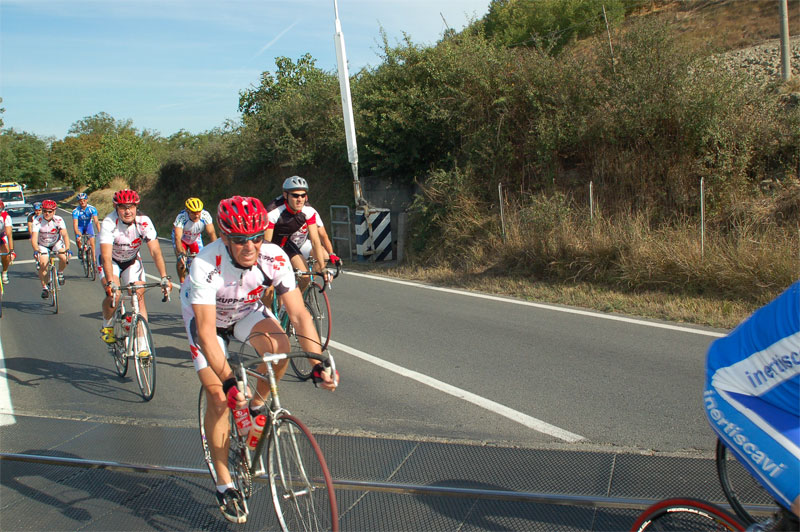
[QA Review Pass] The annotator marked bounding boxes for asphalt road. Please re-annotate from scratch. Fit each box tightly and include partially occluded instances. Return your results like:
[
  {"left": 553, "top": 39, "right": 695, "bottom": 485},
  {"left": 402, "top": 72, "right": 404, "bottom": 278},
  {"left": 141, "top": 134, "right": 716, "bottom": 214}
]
[{"left": 0, "top": 200, "right": 729, "bottom": 456}]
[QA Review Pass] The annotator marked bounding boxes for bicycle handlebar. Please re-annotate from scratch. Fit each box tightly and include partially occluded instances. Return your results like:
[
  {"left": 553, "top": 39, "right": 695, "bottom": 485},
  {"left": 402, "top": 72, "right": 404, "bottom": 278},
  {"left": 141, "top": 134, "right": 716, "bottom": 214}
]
[
  {"left": 238, "top": 348, "right": 338, "bottom": 387},
  {"left": 110, "top": 281, "right": 172, "bottom": 302}
]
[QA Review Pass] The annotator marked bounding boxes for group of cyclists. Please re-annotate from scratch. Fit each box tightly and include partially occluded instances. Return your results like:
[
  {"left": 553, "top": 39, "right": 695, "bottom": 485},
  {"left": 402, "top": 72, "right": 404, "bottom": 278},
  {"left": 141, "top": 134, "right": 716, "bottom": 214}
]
[
  {"left": 1, "top": 174, "right": 796, "bottom": 529},
  {"left": 1, "top": 176, "right": 342, "bottom": 524}
]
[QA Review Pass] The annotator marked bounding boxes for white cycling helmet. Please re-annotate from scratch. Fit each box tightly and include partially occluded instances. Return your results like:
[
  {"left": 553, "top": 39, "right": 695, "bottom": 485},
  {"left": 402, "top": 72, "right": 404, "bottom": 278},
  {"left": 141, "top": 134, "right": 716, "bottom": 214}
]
[{"left": 282, "top": 176, "right": 308, "bottom": 192}]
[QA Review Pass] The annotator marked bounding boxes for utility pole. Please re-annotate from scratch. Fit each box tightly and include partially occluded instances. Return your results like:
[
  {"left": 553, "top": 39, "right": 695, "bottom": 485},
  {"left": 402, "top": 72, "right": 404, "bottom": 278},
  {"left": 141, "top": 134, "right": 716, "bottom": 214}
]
[{"left": 779, "top": 0, "right": 792, "bottom": 82}]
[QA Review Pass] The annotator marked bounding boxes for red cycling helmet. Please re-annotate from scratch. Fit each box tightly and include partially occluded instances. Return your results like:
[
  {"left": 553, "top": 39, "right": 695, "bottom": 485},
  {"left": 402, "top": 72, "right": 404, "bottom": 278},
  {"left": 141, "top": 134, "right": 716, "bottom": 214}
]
[
  {"left": 112, "top": 189, "right": 140, "bottom": 205},
  {"left": 42, "top": 199, "right": 57, "bottom": 210},
  {"left": 217, "top": 196, "right": 268, "bottom": 235}
]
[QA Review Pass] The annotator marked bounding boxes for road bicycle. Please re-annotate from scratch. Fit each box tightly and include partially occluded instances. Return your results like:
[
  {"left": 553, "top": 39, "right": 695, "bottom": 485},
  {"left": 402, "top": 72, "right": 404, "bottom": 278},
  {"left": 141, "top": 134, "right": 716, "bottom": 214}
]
[
  {"left": 78, "top": 234, "right": 96, "bottom": 281},
  {"left": 40, "top": 249, "right": 70, "bottom": 314},
  {"left": 177, "top": 251, "right": 197, "bottom": 282},
  {"left": 107, "top": 281, "right": 170, "bottom": 401},
  {"left": 631, "top": 442, "right": 798, "bottom": 531},
  {"left": 275, "top": 257, "right": 340, "bottom": 380},
  {"left": 198, "top": 338, "right": 339, "bottom": 531}
]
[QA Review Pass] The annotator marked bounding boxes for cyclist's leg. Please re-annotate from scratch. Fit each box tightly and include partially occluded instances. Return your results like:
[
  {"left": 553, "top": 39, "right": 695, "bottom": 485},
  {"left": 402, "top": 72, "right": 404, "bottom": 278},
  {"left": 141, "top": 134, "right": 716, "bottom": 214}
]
[
  {"left": 122, "top": 255, "right": 148, "bottom": 320},
  {"left": 704, "top": 386, "right": 800, "bottom": 515},
  {"left": 290, "top": 253, "right": 310, "bottom": 293},
  {"left": 100, "top": 261, "right": 122, "bottom": 322},
  {"left": 184, "top": 307, "right": 237, "bottom": 487},
  {"left": 233, "top": 307, "right": 290, "bottom": 409},
  {"left": 54, "top": 241, "right": 68, "bottom": 273},
  {"left": 36, "top": 246, "right": 50, "bottom": 288}
]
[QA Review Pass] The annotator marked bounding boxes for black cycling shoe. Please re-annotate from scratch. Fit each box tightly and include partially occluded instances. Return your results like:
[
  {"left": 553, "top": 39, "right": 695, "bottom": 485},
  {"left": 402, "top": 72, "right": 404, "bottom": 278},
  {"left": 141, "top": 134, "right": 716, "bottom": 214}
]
[
  {"left": 216, "top": 488, "right": 247, "bottom": 524},
  {"left": 41, "top": 288, "right": 49, "bottom": 299}
]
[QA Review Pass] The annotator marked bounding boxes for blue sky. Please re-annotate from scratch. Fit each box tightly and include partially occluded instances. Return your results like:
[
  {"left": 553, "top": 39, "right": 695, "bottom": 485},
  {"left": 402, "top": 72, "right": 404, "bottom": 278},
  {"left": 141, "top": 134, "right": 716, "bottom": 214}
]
[{"left": 1, "top": 0, "right": 490, "bottom": 140}]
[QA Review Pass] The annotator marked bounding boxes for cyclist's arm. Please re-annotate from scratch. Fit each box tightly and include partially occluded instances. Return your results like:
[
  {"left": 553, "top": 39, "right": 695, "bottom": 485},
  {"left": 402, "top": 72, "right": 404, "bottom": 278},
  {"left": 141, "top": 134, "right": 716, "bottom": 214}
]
[
  {"left": 146, "top": 238, "right": 171, "bottom": 285},
  {"left": 318, "top": 224, "right": 334, "bottom": 256},
  {"left": 59, "top": 227, "right": 70, "bottom": 253},
  {"left": 306, "top": 224, "right": 329, "bottom": 275},
  {"left": 173, "top": 227, "right": 186, "bottom": 255},
  {"left": 281, "top": 287, "right": 336, "bottom": 390},
  {"left": 193, "top": 303, "right": 235, "bottom": 383},
  {"left": 30, "top": 231, "right": 39, "bottom": 253},
  {"left": 264, "top": 226, "right": 273, "bottom": 243},
  {"left": 72, "top": 218, "right": 80, "bottom": 240},
  {"left": 205, "top": 223, "right": 217, "bottom": 242},
  {"left": 92, "top": 215, "right": 100, "bottom": 234},
  {"left": 100, "top": 242, "right": 114, "bottom": 280}
]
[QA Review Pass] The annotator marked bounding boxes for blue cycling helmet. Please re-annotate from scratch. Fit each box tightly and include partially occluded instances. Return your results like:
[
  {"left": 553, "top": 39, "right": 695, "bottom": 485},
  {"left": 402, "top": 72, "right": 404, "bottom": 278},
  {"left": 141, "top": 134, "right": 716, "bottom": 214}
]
[
  {"left": 33, "top": 202, "right": 42, "bottom": 209},
  {"left": 77, "top": 192, "right": 88, "bottom": 200}
]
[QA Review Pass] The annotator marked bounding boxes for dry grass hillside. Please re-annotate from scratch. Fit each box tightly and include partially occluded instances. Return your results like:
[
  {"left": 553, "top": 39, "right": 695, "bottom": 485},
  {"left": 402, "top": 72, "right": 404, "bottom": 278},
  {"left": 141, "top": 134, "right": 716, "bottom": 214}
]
[{"left": 353, "top": 0, "right": 800, "bottom": 330}]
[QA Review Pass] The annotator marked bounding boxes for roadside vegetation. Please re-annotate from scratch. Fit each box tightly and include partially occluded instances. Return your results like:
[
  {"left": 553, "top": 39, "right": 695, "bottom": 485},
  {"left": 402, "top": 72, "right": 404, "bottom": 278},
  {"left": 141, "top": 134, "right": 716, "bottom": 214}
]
[{"left": 1, "top": 0, "right": 798, "bottom": 329}]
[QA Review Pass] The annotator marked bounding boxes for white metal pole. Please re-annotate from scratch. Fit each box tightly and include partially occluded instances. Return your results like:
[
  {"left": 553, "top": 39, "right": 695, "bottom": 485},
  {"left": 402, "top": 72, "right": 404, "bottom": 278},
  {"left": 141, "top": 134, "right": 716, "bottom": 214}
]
[
  {"left": 498, "top": 182, "right": 506, "bottom": 240},
  {"left": 700, "top": 177, "right": 705, "bottom": 259},
  {"left": 589, "top": 181, "right": 593, "bottom": 222}
]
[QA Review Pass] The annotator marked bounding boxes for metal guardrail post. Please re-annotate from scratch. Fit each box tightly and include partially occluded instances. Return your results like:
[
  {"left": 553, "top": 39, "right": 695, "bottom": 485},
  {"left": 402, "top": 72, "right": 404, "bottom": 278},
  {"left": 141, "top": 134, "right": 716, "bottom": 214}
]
[{"left": 329, "top": 205, "right": 352, "bottom": 262}]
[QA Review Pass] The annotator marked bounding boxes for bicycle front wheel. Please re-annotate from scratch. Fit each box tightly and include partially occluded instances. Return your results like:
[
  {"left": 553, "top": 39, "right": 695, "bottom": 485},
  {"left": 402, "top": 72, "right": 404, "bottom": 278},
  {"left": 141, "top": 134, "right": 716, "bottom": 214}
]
[
  {"left": 88, "top": 253, "right": 96, "bottom": 281},
  {"left": 290, "top": 284, "right": 331, "bottom": 380},
  {"left": 111, "top": 340, "right": 128, "bottom": 377},
  {"left": 630, "top": 498, "right": 745, "bottom": 532},
  {"left": 198, "top": 387, "right": 253, "bottom": 501},
  {"left": 268, "top": 414, "right": 338, "bottom": 532},
  {"left": 716, "top": 438, "right": 773, "bottom": 525},
  {"left": 50, "top": 270, "right": 58, "bottom": 313},
  {"left": 131, "top": 316, "right": 156, "bottom": 401},
  {"left": 82, "top": 248, "right": 90, "bottom": 277}
]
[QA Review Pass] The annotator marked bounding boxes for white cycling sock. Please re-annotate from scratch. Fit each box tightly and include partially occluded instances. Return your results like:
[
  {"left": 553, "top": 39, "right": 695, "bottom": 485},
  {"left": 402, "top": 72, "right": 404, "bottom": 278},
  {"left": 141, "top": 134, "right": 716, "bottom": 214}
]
[{"left": 216, "top": 482, "right": 235, "bottom": 494}]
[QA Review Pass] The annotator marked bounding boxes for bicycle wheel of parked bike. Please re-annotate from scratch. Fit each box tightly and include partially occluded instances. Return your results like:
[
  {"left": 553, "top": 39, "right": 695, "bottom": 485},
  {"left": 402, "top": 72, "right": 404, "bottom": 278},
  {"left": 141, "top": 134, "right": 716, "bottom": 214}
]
[
  {"left": 716, "top": 438, "right": 774, "bottom": 526},
  {"left": 198, "top": 388, "right": 253, "bottom": 505},
  {"left": 131, "top": 316, "right": 156, "bottom": 401},
  {"left": 630, "top": 498, "right": 745, "bottom": 532},
  {"left": 268, "top": 414, "right": 338, "bottom": 532}
]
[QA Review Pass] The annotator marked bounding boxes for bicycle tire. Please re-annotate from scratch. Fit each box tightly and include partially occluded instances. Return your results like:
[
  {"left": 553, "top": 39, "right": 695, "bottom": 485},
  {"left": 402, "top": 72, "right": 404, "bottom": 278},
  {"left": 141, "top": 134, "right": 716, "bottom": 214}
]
[
  {"left": 198, "top": 387, "right": 253, "bottom": 504},
  {"left": 716, "top": 438, "right": 775, "bottom": 526},
  {"left": 131, "top": 316, "right": 156, "bottom": 401},
  {"left": 88, "top": 253, "right": 96, "bottom": 281},
  {"left": 268, "top": 414, "right": 338, "bottom": 532},
  {"left": 50, "top": 267, "right": 58, "bottom": 313},
  {"left": 81, "top": 247, "right": 89, "bottom": 277},
  {"left": 630, "top": 498, "right": 745, "bottom": 532},
  {"left": 111, "top": 340, "right": 128, "bottom": 377}
]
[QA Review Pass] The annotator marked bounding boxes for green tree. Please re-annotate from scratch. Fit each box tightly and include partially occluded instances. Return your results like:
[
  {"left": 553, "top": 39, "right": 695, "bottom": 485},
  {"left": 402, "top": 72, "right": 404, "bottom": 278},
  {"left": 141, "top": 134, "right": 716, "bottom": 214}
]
[
  {"left": 82, "top": 132, "right": 157, "bottom": 190},
  {"left": 0, "top": 129, "right": 52, "bottom": 188}
]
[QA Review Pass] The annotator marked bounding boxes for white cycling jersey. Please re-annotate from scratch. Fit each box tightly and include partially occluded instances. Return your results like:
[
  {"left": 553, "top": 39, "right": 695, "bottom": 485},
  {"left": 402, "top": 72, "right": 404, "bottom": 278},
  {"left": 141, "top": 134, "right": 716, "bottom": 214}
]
[
  {"left": 172, "top": 209, "right": 213, "bottom": 245},
  {"left": 98, "top": 211, "right": 157, "bottom": 262},
  {"left": 32, "top": 214, "right": 67, "bottom": 247},
  {"left": 180, "top": 239, "right": 295, "bottom": 328}
]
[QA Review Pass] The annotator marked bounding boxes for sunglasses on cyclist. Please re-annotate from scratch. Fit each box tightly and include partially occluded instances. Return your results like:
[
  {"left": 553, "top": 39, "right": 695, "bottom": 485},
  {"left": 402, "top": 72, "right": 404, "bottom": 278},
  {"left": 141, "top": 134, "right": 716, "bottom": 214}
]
[
  {"left": 43, "top": 209, "right": 55, "bottom": 214},
  {"left": 227, "top": 233, "right": 265, "bottom": 245},
  {"left": 289, "top": 193, "right": 307, "bottom": 199}
]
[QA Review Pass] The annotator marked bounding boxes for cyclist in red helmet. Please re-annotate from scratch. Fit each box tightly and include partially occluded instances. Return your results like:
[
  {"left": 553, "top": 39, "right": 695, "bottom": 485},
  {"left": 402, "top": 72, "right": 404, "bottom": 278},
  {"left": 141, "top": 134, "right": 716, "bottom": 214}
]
[
  {"left": 98, "top": 189, "right": 172, "bottom": 347},
  {"left": 180, "top": 195, "right": 337, "bottom": 524},
  {"left": 0, "top": 200, "right": 16, "bottom": 284},
  {"left": 30, "top": 199, "right": 70, "bottom": 298}
]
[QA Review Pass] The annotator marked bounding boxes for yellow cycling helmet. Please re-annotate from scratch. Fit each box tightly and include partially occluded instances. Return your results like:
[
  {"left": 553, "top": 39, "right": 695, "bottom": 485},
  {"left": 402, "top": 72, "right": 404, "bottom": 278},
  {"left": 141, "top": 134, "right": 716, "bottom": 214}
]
[{"left": 185, "top": 197, "right": 203, "bottom": 212}]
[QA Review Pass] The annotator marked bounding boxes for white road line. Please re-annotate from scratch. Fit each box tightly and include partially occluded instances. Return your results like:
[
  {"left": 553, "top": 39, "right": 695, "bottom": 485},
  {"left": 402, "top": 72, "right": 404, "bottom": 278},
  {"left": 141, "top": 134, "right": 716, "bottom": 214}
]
[
  {"left": 0, "top": 331, "right": 16, "bottom": 424},
  {"left": 328, "top": 340, "right": 585, "bottom": 443},
  {"left": 345, "top": 271, "right": 726, "bottom": 338}
]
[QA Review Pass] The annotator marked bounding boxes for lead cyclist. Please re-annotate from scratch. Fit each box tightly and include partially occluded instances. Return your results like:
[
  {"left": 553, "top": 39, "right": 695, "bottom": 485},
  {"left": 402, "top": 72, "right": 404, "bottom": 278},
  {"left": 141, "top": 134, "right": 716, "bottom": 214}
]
[
  {"left": 704, "top": 280, "right": 799, "bottom": 530},
  {"left": 180, "top": 195, "right": 337, "bottom": 524}
]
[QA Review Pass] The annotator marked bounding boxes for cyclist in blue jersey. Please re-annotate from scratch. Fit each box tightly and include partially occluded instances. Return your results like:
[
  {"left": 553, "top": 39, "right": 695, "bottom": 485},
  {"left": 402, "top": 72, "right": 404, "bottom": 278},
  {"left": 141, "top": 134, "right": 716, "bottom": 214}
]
[
  {"left": 704, "top": 281, "right": 799, "bottom": 527},
  {"left": 72, "top": 193, "right": 100, "bottom": 264}
]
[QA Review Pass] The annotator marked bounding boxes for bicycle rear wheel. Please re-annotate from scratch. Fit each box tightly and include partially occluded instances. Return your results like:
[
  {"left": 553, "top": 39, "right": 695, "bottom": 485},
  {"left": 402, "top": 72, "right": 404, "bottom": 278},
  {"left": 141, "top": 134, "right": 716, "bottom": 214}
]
[
  {"left": 268, "top": 414, "right": 338, "bottom": 532},
  {"left": 630, "top": 498, "right": 745, "bottom": 531},
  {"left": 131, "top": 316, "right": 156, "bottom": 401},
  {"left": 198, "top": 387, "right": 253, "bottom": 502}
]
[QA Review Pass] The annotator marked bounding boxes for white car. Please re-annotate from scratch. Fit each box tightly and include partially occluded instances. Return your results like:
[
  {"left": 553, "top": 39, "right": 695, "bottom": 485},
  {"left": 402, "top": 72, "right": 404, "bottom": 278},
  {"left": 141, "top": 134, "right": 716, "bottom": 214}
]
[{"left": 5, "top": 203, "right": 34, "bottom": 237}]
